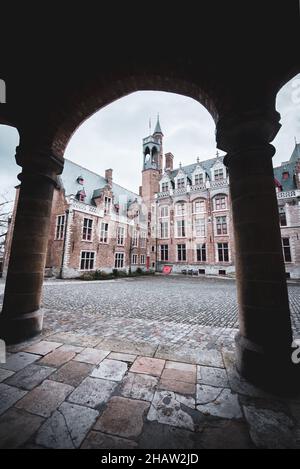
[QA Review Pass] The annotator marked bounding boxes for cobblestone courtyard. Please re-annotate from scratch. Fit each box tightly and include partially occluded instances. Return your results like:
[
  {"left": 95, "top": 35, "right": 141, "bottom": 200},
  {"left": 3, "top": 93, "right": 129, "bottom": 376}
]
[{"left": 0, "top": 276, "right": 300, "bottom": 449}]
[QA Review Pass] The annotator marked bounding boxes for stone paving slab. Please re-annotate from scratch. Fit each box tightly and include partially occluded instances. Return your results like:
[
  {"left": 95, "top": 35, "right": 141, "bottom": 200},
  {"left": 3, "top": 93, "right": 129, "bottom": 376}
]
[
  {"left": 130, "top": 357, "right": 165, "bottom": 377},
  {"left": 47, "top": 332, "right": 101, "bottom": 348},
  {"left": 81, "top": 431, "right": 138, "bottom": 449},
  {"left": 119, "top": 372, "right": 158, "bottom": 402},
  {"left": 15, "top": 380, "right": 74, "bottom": 418},
  {"left": 0, "top": 408, "right": 44, "bottom": 449},
  {"left": 23, "top": 341, "right": 62, "bottom": 356},
  {"left": 0, "top": 369, "right": 14, "bottom": 383},
  {"left": 155, "top": 346, "right": 224, "bottom": 368},
  {"left": 4, "top": 364, "right": 55, "bottom": 390},
  {"left": 158, "top": 378, "right": 196, "bottom": 396},
  {"left": 73, "top": 348, "right": 110, "bottom": 365},
  {"left": 162, "top": 361, "right": 196, "bottom": 384},
  {"left": 196, "top": 387, "right": 242, "bottom": 420},
  {"left": 147, "top": 390, "right": 195, "bottom": 431},
  {"left": 91, "top": 359, "right": 127, "bottom": 382},
  {"left": 68, "top": 377, "right": 117, "bottom": 409},
  {"left": 49, "top": 361, "right": 94, "bottom": 387},
  {"left": 108, "top": 352, "right": 137, "bottom": 363},
  {"left": 39, "top": 349, "right": 76, "bottom": 368},
  {"left": 0, "top": 352, "right": 41, "bottom": 372},
  {"left": 96, "top": 338, "right": 157, "bottom": 357},
  {"left": 197, "top": 366, "right": 230, "bottom": 388},
  {"left": 94, "top": 397, "right": 149, "bottom": 440},
  {"left": 35, "top": 402, "right": 98, "bottom": 449},
  {"left": 0, "top": 383, "right": 27, "bottom": 416}
]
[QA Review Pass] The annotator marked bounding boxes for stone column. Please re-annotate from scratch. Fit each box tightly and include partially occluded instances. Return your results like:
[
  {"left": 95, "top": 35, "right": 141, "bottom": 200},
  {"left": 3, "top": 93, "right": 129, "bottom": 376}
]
[
  {"left": 0, "top": 145, "right": 63, "bottom": 344},
  {"left": 216, "top": 109, "right": 299, "bottom": 393}
]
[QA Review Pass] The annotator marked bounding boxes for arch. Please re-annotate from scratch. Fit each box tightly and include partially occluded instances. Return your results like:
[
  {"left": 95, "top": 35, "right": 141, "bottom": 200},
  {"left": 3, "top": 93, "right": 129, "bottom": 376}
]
[{"left": 47, "top": 68, "right": 219, "bottom": 159}]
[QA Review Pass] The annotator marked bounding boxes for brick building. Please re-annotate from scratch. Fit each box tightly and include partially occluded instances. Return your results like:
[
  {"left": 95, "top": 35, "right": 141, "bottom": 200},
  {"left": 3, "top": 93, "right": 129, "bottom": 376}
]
[
  {"left": 142, "top": 118, "right": 300, "bottom": 279},
  {"left": 4, "top": 160, "right": 149, "bottom": 279},
  {"left": 4, "top": 119, "right": 300, "bottom": 279}
]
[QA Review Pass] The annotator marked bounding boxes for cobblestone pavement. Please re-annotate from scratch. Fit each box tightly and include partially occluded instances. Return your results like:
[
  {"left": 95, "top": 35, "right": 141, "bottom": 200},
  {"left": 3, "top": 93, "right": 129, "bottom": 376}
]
[{"left": 0, "top": 337, "right": 299, "bottom": 449}]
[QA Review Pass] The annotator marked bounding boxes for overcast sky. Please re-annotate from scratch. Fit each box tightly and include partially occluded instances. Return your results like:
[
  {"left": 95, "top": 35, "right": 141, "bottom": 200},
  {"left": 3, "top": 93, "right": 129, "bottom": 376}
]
[{"left": 1, "top": 73, "right": 299, "bottom": 199}]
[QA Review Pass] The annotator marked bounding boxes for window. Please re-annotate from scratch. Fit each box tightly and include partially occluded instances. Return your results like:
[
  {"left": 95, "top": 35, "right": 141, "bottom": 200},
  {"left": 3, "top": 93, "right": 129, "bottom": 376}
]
[
  {"left": 117, "top": 226, "right": 125, "bottom": 245},
  {"left": 176, "top": 203, "right": 186, "bottom": 216},
  {"left": 104, "top": 196, "right": 111, "bottom": 214},
  {"left": 162, "top": 182, "right": 169, "bottom": 192},
  {"left": 160, "top": 206, "right": 169, "bottom": 217},
  {"left": 176, "top": 220, "right": 186, "bottom": 237},
  {"left": 196, "top": 243, "right": 206, "bottom": 262},
  {"left": 140, "top": 231, "right": 147, "bottom": 248},
  {"left": 55, "top": 215, "right": 65, "bottom": 240},
  {"left": 100, "top": 222, "right": 109, "bottom": 243},
  {"left": 194, "top": 173, "right": 204, "bottom": 185},
  {"left": 194, "top": 200, "right": 205, "bottom": 213},
  {"left": 140, "top": 255, "right": 146, "bottom": 265},
  {"left": 194, "top": 218, "right": 206, "bottom": 237},
  {"left": 77, "top": 190, "right": 86, "bottom": 202},
  {"left": 279, "top": 211, "right": 287, "bottom": 227},
  {"left": 214, "top": 169, "right": 224, "bottom": 181},
  {"left": 160, "top": 221, "right": 169, "bottom": 239},
  {"left": 132, "top": 254, "right": 138, "bottom": 265},
  {"left": 115, "top": 252, "right": 125, "bottom": 269},
  {"left": 160, "top": 245, "right": 169, "bottom": 261},
  {"left": 82, "top": 218, "right": 93, "bottom": 241},
  {"left": 132, "top": 230, "right": 138, "bottom": 247},
  {"left": 218, "top": 243, "right": 229, "bottom": 262},
  {"left": 177, "top": 244, "right": 186, "bottom": 262},
  {"left": 151, "top": 246, "right": 155, "bottom": 252},
  {"left": 215, "top": 196, "right": 227, "bottom": 210},
  {"left": 282, "top": 171, "right": 289, "bottom": 180},
  {"left": 282, "top": 238, "right": 292, "bottom": 262},
  {"left": 177, "top": 177, "right": 185, "bottom": 189},
  {"left": 216, "top": 216, "right": 228, "bottom": 235},
  {"left": 80, "top": 251, "right": 95, "bottom": 271}
]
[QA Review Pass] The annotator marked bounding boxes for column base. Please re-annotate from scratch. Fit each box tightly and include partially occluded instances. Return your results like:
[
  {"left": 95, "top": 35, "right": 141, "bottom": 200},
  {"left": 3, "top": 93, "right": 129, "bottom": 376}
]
[
  {"left": 235, "top": 333, "right": 300, "bottom": 397},
  {"left": 0, "top": 310, "right": 44, "bottom": 345}
]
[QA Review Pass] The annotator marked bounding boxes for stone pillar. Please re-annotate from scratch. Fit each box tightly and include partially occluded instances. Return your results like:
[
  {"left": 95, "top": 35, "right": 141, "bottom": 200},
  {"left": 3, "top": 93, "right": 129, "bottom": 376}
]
[
  {"left": 0, "top": 145, "right": 63, "bottom": 344},
  {"left": 217, "top": 109, "right": 299, "bottom": 393}
]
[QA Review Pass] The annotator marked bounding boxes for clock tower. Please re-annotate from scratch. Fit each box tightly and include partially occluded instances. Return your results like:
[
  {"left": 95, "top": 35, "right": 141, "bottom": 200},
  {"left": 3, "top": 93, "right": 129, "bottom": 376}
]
[{"left": 141, "top": 115, "right": 164, "bottom": 203}]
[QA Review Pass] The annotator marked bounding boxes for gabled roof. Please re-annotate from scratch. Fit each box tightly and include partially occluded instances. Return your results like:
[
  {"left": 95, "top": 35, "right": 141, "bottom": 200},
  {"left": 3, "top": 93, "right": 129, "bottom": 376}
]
[
  {"left": 170, "top": 156, "right": 225, "bottom": 180},
  {"left": 273, "top": 143, "right": 300, "bottom": 192},
  {"left": 59, "top": 159, "right": 140, "bottom": 206}
]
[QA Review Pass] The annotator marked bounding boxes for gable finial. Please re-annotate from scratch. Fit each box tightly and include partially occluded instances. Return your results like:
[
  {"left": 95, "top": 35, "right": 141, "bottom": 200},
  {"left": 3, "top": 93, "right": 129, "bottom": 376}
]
[
  {"left": 197, "top": 157, "right": 200, "bottom": 164},
  {"left": 179, "top": 162, "right": 182, "bottom": 169}
]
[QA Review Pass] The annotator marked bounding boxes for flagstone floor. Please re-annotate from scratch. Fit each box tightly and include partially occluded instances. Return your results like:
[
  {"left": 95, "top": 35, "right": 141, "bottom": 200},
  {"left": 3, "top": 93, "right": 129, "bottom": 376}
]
[{"left": 0, "top": 331, "right": 300, "bottom": 449}]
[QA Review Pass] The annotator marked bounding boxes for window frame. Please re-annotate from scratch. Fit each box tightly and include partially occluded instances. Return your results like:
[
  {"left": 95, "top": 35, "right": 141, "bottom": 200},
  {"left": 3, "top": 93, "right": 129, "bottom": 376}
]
[
  {"left": 114, "top": 252, "right": 125, "bottom": 269},
  {"left": 177, "top": 244, "right": 187, "bottom": 262},
  {"left": 80, "top": 250, "right": 96, "bottom": 271},
  {"left": 282, "top": 237, "right": 292, "bottom": 263},
  {"left": 55, "top": 214, "right": 65, "bottom": 240},
  {"left": 217, "top": 243, "right": 229, "bottom": 262},
  {"left": 100, "top": 221, "right": 109, "bottom": 244},
  {"left": 196, "top": 243, "right": 206, "bottom": 262},
  {"left": 82, "top": 218, "right": 93, "bottom": 242}
]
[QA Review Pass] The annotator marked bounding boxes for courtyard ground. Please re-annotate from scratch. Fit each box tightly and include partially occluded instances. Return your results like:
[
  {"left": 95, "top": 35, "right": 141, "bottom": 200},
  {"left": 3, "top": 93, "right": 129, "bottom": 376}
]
[{"left": 0, "top": 275, "right": 299, "bottom": 449}]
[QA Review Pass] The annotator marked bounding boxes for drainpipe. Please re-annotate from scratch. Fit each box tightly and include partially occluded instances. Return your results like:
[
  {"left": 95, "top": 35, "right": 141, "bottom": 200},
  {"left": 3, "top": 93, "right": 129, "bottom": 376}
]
[{"left": 59, "top": 209, "right": 69, "bottom": 279}]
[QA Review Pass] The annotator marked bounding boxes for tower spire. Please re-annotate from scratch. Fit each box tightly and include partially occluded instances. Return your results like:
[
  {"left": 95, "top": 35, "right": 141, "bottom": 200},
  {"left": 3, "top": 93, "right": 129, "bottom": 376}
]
[{"left": 153, "top": 114, "right": 163, "bottom": 135}]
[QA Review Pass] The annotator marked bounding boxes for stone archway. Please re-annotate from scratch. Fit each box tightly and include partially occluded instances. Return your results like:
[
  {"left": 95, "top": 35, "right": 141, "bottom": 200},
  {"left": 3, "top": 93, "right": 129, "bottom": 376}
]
[{"left": 1, "top": 49, "right": 300, "bottom": 393}]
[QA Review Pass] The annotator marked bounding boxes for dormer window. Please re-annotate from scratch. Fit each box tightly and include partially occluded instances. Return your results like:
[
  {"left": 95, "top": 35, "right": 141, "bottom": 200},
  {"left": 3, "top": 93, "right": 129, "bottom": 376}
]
[
  {"left": 76, "top": 190, "right": 86, "bottom": 202},
  {"left": 214, "top": 169, "right": 224, "bottom": 181},
  {"left": 177, "top": 178, "right": 185, "bottom": 189},
  {"left": 104, "top": 196, "right": 111, "bottom": 214},
  {"left": 282, "top": 171, "right": 289, "bottom": 180},
  {"left": 162, "top": 182, "right": 169, "bottom": 192},
  {"left": 194, "top": 173, "right": 204, "bottom": 185},
  {"left": 77, "top": 176, "right": 84, "bottom": 185}
]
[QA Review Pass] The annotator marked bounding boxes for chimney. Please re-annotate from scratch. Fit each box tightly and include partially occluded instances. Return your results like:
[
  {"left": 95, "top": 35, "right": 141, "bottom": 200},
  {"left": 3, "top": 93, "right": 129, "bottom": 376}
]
[
  {"left": 105, "top": 168, "right": 113, "bottom": 186},
  {"left": 165, "top": 152, "right": 174, "bottom": 171}
]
